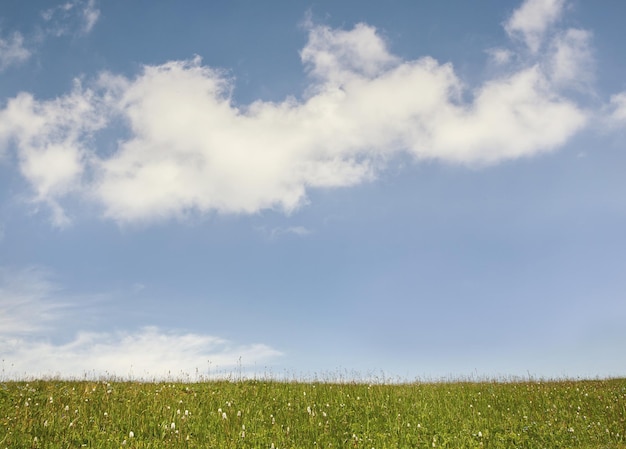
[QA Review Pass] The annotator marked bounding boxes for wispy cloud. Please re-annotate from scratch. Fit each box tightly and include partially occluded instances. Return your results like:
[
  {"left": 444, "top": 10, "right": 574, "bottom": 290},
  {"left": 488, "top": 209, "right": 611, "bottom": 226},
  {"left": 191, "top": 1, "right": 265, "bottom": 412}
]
[
  {"left": 0, "top": 2, "right": 98, "bottom": 75},
  {"left": 81, "top": 0, "right": 100, "bottom": 34},
  {"left": 257, "top": 226, "right": 313, "bottom": 239},
  {"left": 607, "top": 92, "right": 626, "bottom": 126},
  {"left": 504, "top": 0, "right": 565, "bottom": 53},
  {"left": 275, "top": 226, "right": 312, "bottom": 237},
  {"left": 0, "top": 31, "right": 30, "bottom": 71},
  {"left": 0, "top": 0, "right": 615, "bottom": 226},
  {"left": 0, "top": 267, "right": 282, "bottom": 380},
  {"left": 546, "top": 28, "right": 594, "bottom": 91},
  {"left": 41, "top": 0, "right": 100, "bottom": 36}
]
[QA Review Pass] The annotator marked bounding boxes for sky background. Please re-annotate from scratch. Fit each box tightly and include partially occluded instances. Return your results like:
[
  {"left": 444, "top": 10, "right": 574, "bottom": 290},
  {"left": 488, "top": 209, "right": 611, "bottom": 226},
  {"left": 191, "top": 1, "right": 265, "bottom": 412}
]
[{"left": 1, "top": 0, "right": 625, "bottom": 381}]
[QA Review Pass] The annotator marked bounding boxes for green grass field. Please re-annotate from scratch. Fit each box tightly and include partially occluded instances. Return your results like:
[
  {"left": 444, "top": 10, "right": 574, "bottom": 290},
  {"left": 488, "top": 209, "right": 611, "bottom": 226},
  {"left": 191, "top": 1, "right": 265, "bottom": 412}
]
[{"left": 1, "top": 377, "right": 625, "bottom": 448}]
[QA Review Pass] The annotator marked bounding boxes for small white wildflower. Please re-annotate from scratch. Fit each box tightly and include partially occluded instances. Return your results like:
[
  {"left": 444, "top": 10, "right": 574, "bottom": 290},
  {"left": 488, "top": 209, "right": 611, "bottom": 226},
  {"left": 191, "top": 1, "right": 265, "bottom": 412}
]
[
  {"left": 185, "top": 409, "right": 189, "bottom": 416},
  {"left": 222, "top": 412, "right": 227, "bottom": 420},
  {"left": 171, "top": 422, "right": 175, "bottom": 430},
  {"left": 478, "top": 431, "right": 482, "bottom": 437},
  {"left": 129, "top": 431, "right": 134, "bottom": 438},
  {"left": 237, "top": 410, "right": 242, "bottom": 417},
  {"left": 121, "top": 440, "right": 127, "bottom": 446}
]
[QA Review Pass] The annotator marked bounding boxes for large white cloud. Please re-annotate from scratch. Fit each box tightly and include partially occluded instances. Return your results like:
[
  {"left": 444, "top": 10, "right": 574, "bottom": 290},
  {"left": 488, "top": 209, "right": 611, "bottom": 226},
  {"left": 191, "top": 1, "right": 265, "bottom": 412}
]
[
  {"left": 1, "top": 0, "right": 593, "bottom": 224},
  {"left": 0, "top": 267, "right": 282, "bottom": 380}
]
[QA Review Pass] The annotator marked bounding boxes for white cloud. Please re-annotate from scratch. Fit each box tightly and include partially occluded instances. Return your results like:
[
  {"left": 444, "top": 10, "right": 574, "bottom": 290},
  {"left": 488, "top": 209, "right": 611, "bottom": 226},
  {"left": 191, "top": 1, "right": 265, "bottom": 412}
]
[
  {"left": 0, "top": 31, "right": 30, "bottom": 71},
  {"left": 424, "top": 66, "right": 586, "bottom": 163},
  {"left": 0, "top": 266, "right": 282, "bottom": 380},
  {"left": 1, "top": 327, "right": 281, "bottom": 380},
  {"left": 0, "top": 3, "right": 592, "bottom": 224},
  {"left": 505, "top": 0, "right": 566, "bottom": 52}
]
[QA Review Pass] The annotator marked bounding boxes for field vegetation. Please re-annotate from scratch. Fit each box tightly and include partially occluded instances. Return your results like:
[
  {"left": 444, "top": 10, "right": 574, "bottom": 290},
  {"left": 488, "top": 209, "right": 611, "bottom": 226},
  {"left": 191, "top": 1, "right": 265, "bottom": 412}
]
[{"left": 1, "top": 377, "right": 625, "bottom": 448}]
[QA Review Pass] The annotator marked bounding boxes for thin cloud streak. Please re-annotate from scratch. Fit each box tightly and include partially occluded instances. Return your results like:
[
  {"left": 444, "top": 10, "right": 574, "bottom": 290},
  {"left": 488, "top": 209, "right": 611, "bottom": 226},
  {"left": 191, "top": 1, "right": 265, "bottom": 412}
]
[{"left": 0, "top": 266, "right": 67, "bottom": 335}]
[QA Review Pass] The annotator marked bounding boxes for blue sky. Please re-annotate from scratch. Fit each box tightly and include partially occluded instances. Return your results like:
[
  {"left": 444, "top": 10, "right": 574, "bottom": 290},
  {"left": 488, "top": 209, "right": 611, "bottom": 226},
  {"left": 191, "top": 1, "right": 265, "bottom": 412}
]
[{"left": 1, "top": 0, "right": 625, "bottom": 381}]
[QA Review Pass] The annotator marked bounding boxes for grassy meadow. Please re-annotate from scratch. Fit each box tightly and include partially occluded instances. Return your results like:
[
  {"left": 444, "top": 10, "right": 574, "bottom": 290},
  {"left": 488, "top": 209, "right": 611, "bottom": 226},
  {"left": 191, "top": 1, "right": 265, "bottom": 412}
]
[{"left": 1, "top": 377, "right": 625, "bottom": 448}]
